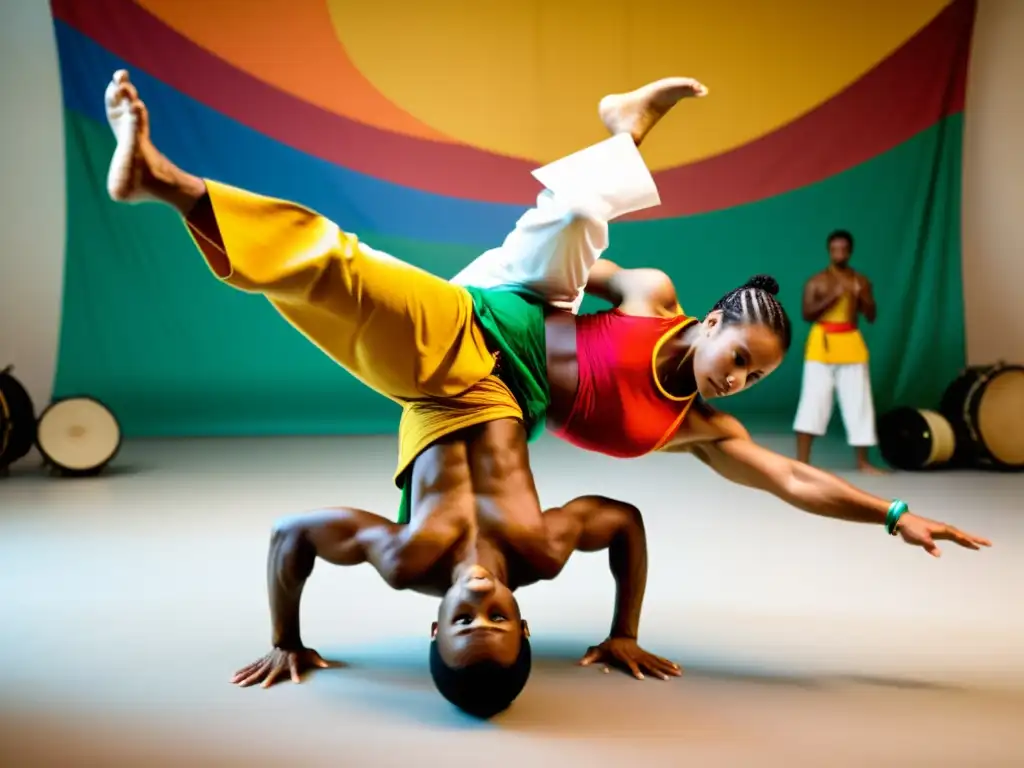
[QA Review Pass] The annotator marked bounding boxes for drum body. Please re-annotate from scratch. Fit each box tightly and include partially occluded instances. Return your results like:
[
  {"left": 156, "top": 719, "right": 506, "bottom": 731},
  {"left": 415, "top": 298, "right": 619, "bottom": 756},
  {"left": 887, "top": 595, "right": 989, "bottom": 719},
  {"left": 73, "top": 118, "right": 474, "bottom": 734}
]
[
  {"left": 877, "top": 407, "right": 956, "bottom": 471},
  {"left": 0, "top": 366, "right": 37, "bottom": 472},
  {"left": 940, "top": 364, "right": 1024, "bottom": 470},
  {"left": 36, "top": 396, "right": 122, "bottom": 477}
]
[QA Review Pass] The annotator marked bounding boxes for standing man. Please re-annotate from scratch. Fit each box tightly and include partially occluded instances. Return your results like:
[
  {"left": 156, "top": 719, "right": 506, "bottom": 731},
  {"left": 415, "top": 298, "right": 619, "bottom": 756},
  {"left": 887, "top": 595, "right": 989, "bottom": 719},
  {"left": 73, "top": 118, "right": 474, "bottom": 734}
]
[{"left": 794, "top": 230, "right": 884, "bottom": 473}]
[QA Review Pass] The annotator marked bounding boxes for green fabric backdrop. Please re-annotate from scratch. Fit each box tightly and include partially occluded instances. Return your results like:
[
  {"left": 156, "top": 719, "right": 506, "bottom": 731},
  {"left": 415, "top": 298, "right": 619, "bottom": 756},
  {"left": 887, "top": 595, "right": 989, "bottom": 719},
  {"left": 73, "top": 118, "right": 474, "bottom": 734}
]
[{"left": 55, "top": 109, "right": 964, "bottom": 437}]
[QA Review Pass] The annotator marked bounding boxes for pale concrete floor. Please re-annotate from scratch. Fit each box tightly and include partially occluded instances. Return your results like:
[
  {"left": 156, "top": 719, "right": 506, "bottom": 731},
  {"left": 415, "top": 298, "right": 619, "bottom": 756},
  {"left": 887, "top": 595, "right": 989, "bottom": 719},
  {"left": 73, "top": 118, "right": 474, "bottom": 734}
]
[{"left": 1, "top": 433, "right": 1023, "bottom": 767}]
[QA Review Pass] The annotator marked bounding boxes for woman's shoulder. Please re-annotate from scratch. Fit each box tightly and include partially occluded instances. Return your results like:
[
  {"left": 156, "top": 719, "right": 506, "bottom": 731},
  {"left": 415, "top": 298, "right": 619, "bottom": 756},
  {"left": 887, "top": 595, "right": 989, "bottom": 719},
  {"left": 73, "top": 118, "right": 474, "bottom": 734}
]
[{"left": 663, "top": 399, "right": 749, "bottom": 451}]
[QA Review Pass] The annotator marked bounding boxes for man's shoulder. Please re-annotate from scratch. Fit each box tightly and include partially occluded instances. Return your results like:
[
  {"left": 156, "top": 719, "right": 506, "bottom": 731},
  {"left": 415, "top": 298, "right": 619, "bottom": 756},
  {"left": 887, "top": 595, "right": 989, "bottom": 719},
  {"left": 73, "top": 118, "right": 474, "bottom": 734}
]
[
  {"left": 805, "top": 269, "right": 831, "bottom": 284},
  {"left": 850, "top": 269, "right": 871, "bottom": 285}
]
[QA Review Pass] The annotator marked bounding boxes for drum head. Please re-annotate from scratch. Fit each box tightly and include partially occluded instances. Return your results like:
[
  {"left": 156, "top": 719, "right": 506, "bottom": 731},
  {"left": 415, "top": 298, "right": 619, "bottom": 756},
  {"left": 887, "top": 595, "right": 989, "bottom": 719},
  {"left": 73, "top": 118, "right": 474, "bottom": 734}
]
[
  {"left": 976, "top": 367, "right": 1024, "bottom": 467},
  {"left": 878, "top": 407, "right": 953, "bottom": 471},
  {"left": 919, "top": 410, "right": 956, "bottom": 466},
  {"left": 0, "top": 368, "right": 37, "bottom": 469},
  {"left": 37, "top": 397, "right": 121, "bottom": 475}
]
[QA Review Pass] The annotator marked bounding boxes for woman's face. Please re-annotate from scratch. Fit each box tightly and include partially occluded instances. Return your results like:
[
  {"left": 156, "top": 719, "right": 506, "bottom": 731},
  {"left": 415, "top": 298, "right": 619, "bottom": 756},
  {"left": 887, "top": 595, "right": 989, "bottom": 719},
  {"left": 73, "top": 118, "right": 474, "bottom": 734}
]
[{"left": 690, "top": 313, "right": 786, "bottom": 400}]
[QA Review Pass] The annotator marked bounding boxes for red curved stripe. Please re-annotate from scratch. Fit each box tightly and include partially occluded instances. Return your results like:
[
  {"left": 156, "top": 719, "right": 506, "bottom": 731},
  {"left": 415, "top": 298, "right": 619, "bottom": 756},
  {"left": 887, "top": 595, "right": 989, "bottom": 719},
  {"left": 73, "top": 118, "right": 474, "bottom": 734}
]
[
  {"left": 636, "top": 0, "right": 974, "bottom": 219},
  {"left": 51, "top": 0, "right": 541, "bottom": 204},
  {"left": 51, "top": 0, "right": 973, "bottom": 214},
  {"left": 134, "top": 0, "right": 454, "bottom": 144}
]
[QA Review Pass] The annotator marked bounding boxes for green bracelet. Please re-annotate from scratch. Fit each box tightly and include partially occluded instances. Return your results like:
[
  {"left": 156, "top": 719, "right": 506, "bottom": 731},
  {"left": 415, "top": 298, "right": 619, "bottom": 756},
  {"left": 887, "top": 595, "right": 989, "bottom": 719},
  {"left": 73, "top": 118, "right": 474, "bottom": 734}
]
[{"left": 886, "top": 500, "right": 908, "bottom": 536}]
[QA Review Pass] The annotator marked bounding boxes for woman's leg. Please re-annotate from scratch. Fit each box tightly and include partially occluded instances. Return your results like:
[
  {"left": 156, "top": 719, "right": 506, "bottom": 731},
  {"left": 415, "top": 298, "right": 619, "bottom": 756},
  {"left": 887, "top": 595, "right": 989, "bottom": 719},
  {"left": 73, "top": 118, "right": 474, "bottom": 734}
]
[{"left": 450, "top": 77, "right": 706, "bottom": 314}]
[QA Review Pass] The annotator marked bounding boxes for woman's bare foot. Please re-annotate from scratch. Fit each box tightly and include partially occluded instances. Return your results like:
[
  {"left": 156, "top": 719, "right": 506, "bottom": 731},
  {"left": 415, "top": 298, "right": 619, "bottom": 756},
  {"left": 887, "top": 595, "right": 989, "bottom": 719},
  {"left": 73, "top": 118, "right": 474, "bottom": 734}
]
[
  {"left": 599, "top": 77, "right": 708, "bottom": 147},
  {"left": 104, "top": 70, "right": 204, "bottom": 212}
]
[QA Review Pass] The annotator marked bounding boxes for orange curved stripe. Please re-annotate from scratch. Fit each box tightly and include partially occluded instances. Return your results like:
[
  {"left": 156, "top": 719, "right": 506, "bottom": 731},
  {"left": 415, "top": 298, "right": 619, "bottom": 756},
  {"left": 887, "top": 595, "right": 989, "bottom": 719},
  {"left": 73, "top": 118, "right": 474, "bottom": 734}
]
[
  {"left": 134, "top": 0, "right": 453, "bottom": 143},
  {"left": 328, "top": 0, "right": 951, "bottom": 168},
  {"left": 54, "top": 0, "right": 972, "bottom": 212}
]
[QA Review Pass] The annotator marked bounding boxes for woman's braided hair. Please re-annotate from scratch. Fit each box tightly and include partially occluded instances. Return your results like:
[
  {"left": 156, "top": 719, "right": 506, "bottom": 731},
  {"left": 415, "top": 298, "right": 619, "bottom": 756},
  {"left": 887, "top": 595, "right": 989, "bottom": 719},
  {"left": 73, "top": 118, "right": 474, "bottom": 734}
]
[{"left": 709, "top": 274, "right": 792, "bottom": 351}]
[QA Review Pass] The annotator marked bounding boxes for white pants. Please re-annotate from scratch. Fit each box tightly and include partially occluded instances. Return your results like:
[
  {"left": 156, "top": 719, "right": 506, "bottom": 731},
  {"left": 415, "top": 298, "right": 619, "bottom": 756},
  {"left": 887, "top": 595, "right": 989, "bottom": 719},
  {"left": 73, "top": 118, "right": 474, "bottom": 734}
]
[
  {"left": 793, "top": 361, "right": 878, "bottom": 447},
  {"left": 450, "top": 133, "right": 660, "bottom": 313}
]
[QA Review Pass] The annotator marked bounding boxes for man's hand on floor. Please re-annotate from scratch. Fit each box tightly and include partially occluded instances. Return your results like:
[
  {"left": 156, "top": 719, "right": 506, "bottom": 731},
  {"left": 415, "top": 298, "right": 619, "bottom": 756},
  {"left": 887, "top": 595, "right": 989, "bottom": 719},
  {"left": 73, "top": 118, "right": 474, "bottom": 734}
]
[
  {"left": 579, "top": 637, "right": 683, "bottom": 681},
  {"left": 231, "top": 646, "right": 336, "bottom": 688}
]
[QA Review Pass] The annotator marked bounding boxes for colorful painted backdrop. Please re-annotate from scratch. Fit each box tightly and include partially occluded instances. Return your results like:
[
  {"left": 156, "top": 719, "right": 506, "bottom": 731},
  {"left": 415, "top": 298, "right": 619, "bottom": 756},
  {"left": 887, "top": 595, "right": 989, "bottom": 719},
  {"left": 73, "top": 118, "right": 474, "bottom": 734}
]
[{"left": 51, "top": 0, "right": 973, "bottom": 436}]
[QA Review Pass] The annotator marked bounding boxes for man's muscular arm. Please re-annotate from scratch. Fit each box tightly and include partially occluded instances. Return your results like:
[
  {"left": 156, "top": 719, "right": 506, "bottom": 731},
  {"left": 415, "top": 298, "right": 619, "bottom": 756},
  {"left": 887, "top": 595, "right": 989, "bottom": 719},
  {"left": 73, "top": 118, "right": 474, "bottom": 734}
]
[
  {"left": 267, "top": 508, "right": 427, "bottom": 650},
  {"left": 233, "top": 508, "right": 446, "bottom": 688},
  {"left": 538, "top": 497, "right": 681, "bottom": 679},
  {"left": 856, "top": 275, "right": 877, "bottom": 323},
  {"left": 541, "top": 496, "right": 648, "bottom": 639},
  {"left": 802, "top": 275, "right": 843, "bottom": 322}
]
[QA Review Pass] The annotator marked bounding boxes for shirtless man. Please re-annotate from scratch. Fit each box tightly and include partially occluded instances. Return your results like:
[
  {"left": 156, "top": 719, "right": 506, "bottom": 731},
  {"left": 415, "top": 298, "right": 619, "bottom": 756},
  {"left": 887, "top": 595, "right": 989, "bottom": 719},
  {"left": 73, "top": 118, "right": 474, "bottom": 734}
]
[
  {"left": 794, "top": 229, "right": 884, "bottom": 472},
  {"left": 230, "top": 425, "right": 670, "bottom": 718}
]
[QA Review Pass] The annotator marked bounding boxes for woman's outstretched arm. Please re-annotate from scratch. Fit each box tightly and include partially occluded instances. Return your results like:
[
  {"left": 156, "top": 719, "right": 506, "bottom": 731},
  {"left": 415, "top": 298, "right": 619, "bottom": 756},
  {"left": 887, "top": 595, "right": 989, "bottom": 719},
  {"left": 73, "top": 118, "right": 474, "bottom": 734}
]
[{"left": 663, "top": 410, "right": 991, "bottom": 557}]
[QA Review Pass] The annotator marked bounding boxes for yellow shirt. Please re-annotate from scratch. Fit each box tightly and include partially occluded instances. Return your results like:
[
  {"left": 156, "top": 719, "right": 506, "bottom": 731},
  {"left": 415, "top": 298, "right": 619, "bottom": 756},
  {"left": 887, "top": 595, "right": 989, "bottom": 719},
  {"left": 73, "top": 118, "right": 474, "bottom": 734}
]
[{"left": 804, "top": 294, "right": 869, "bottom": 365}]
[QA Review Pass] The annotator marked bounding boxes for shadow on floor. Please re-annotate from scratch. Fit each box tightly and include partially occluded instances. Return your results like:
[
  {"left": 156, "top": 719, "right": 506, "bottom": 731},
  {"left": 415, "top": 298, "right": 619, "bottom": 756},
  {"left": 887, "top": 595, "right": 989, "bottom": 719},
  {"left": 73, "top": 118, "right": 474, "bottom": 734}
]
[
  {"left": 1, "top": 461, "right": 147, "bottom": 481},
  {"left": 308, "top": 636, "right": 962, "bottom": 732},
  {"left": 0, "top": 712, "right": 279, "bottom": 768}
]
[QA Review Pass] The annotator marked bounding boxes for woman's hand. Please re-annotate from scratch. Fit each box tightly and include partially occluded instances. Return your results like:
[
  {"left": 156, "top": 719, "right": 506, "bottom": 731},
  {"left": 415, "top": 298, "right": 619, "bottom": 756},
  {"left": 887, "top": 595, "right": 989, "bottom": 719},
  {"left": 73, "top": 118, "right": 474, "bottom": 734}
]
[{"left": 896, "top": 513, "right": 992, "bottom": 557}]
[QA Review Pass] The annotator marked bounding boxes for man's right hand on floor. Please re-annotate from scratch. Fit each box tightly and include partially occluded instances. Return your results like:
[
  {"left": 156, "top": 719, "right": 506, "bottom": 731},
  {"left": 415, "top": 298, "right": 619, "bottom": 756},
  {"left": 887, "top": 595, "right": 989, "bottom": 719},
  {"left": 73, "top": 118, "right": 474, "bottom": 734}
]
[{"left": 231, "top": 646, "right": 332, "bottom": 688}]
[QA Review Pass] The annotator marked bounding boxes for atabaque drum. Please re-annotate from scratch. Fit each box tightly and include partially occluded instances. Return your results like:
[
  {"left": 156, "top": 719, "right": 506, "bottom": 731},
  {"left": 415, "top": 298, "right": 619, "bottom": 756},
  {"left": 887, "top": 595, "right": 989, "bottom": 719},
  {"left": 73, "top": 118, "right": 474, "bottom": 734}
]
[
  {"left": 0, "top": 365, "right": 37, "bottom": 474},
  {"left": 940, "top": 363, "right": 1024, "bottom": 470},
  {"left": 877, "top": 407, "right": 957, "bottom": 471},
  {"left": 36, "top": 396, "right": 122, "bottom": 477}
]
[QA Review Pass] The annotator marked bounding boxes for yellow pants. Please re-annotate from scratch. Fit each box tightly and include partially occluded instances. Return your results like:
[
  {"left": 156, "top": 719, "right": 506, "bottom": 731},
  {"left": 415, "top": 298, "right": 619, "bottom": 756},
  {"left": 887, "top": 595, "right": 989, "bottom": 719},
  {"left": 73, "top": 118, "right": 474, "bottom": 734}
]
[{"left": 187, "top": 180, "right": 524, "bottom": 481}]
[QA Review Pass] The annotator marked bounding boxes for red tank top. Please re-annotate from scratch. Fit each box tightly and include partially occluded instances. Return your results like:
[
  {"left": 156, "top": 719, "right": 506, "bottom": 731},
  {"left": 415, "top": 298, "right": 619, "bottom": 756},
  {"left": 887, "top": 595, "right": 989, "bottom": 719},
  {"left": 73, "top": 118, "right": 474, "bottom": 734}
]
[{"left": 553, "top": 309, "right": 698, "bottom": 458}]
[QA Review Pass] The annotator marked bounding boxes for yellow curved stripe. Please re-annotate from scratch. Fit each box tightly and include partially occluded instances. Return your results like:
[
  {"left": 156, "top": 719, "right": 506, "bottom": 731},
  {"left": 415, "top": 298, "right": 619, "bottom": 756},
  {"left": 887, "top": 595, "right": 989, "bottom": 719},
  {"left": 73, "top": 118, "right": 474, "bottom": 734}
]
[
  {"left": 329, "top": 0, "right": 951, "bottom": 169},
  {"left": 134, "top": 0, "right": 452, "bottom": 142}
]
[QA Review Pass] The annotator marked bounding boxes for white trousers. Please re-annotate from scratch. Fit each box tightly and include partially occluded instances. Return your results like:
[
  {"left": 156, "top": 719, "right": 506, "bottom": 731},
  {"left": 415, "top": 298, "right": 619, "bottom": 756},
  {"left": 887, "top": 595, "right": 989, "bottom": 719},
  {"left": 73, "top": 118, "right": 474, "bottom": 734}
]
[
  {"left": 450, "top": 133, "right": 661, "bottom": 313},
  {"left": 793, "top": 361, "right": 878, "bottom": 446}
]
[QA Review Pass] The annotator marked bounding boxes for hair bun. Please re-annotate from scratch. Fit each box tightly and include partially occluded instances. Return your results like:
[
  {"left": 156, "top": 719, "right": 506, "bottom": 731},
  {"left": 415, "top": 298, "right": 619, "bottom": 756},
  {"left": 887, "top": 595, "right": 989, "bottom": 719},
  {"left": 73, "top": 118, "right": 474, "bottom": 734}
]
[{"left": 743, "top": 274, "right": 780, "bottom": 296}]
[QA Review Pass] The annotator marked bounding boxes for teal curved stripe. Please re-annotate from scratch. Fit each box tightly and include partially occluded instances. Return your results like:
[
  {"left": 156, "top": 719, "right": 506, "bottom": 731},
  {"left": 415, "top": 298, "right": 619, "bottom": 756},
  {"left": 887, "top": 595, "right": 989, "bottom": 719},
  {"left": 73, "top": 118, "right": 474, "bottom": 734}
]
[{"left": 54, "top": 109, "right": 963, "bottom": 437}]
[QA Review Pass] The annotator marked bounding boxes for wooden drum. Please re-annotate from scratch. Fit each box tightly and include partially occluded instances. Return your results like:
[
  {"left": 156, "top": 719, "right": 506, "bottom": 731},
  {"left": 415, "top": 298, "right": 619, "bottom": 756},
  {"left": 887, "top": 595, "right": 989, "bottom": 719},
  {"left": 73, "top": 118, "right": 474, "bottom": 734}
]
[
  {"left": 36, "top": 396, "right": 122, "bottom": 477},
  {"left": 877, "top": 407, "right": 957, "bottom": 471},
  {"left": 940, "top": 363, "right": 1024, "bottom": 471},
  {"left": 0, "top": 365, "right": 37, "bottom": 475}
]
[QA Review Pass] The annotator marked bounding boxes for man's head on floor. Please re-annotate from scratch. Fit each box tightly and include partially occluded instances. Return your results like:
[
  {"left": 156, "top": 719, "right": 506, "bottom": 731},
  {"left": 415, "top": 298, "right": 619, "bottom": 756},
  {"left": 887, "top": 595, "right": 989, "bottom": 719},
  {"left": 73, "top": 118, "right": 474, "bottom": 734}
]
[{"left": 429, "top": 564, "right": 532, "bottom": 718}]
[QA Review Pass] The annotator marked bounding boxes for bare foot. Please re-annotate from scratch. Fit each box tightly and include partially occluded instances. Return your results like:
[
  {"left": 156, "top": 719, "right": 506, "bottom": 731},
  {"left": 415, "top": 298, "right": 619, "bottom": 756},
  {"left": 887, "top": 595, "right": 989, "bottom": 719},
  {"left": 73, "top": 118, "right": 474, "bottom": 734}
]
[
  {"left": 599, "top": 77, "right": 708, "bottom": 146},
  {"left": 105, "top": 70, "right": 160, "bottom": 203},
  {"left": 104, "top": 70, "right": 205, "bottom": 213},
  {"left": 858, "top": 463, "right": 889, "bottom": 475}
]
